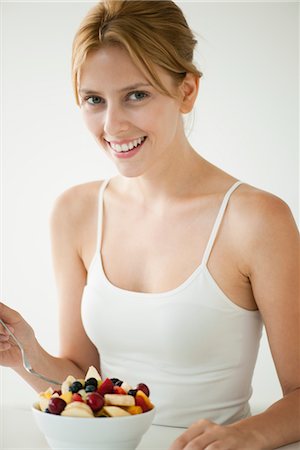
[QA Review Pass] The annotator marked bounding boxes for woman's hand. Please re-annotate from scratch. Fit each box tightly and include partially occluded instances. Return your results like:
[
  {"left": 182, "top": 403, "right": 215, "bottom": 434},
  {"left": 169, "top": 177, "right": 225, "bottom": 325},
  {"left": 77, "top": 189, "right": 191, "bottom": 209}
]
[
  {"left": 169, "top": 419, "right": 264, "bottom": 450},
  {"left": 0, "top": 302, "right": 35, "bottom": 368}
]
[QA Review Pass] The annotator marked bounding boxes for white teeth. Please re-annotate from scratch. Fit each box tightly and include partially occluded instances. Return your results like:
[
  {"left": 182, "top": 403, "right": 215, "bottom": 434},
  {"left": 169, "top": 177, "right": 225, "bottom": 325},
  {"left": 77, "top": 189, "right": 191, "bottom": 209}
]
[{"left": 110, "top": 136, "right": 145, "bottom": 152}]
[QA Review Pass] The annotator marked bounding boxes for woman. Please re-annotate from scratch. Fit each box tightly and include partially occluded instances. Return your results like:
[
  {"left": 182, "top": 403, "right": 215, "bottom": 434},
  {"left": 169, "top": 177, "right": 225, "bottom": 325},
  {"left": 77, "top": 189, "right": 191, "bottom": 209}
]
[{"left": 1, "top": 1, "right": 299, "bottom": 449}]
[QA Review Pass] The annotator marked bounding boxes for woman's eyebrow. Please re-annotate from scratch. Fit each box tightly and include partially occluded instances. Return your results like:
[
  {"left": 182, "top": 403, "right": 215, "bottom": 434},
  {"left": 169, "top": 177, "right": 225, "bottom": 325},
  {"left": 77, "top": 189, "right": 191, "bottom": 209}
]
[
  {"left": 119, "top": 83, "right": 152, "bottom": 92},
  {"left": 79, "top": 83, "right": 152, "bottom": 96}
]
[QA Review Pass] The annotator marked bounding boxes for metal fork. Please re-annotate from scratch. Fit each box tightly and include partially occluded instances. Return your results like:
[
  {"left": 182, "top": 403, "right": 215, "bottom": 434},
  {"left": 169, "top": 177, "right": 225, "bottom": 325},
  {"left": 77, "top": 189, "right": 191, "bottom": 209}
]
[{"left": 0, "top": 318, "right": 61, "bottom": 385}]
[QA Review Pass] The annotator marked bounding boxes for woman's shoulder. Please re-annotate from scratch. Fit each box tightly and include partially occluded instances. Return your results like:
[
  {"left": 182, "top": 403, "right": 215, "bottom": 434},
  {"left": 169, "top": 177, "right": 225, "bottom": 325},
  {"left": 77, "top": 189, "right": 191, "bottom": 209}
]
[
  {"left": 231, "top": 183, "right": 295, "bottom": 224},
  {"left": 228, "top": 182, "right": 298, "bottom": 247},
  {"left": 54, "top": 180, "right": 103, "bottom": 205},
  {"left": 203, "top": 163, "right": 294, "bottom": 226},
  {"left": 50, "top": 180, "right": 105, "bottom": 227}
]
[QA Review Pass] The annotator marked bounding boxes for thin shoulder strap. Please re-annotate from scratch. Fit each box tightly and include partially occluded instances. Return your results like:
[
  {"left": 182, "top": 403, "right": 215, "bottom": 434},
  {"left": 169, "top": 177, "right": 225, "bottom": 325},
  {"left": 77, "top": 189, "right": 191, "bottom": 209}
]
[
  {"left": 95, "top": 179, "right": 110, "bottom": 252},
  {"left": 202, "top": 181, "right": 243, "bottom": 266}
]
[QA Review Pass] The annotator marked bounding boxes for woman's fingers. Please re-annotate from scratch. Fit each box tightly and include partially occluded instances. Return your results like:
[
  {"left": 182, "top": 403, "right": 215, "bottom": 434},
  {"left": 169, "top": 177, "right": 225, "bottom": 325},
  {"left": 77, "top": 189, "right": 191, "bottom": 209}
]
[
  {"left": 0, "top": 342, "right": 11, "bottom": 351},
  {"left": 0, "top": 331, "right": 13, "bottom": 350},
  {"left": 0, "top": 301, "right": 20, "bottom": 324},
  {"left": 0, "top": 303, "right": 35, "bottom": 346},
  {"left": 0, "top": 328, "right": 15, "bottom": 350},
  {"left": 169, "top": 419, "right": 262, "bottom": 450},
  {"left": 0, "top": 334, "right": 10, "bottom": 341},
  {"left": 169, "top": 419, "right": 214, "bottom": 450},
  {"left": 0, "top": 302, "right": 21, "bottom": 337},
  {"left": 0, "top": 324, "right": 15, "bottom": 336}
]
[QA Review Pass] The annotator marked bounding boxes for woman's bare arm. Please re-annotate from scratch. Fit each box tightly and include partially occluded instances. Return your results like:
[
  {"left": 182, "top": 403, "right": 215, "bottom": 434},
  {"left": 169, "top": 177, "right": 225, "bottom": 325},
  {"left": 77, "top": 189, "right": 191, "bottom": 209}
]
[
  {"left": 0, "top": 184, "right": 100, "bottom": 393},
  {"left": 229, "top": 191, "right": 300, "bottom": 448},
  {"left": 49, "top": 185, "right": 101, "bottom": 379},
  {"left": 170, "top": 190, "right": 300, "bottom": 450}
]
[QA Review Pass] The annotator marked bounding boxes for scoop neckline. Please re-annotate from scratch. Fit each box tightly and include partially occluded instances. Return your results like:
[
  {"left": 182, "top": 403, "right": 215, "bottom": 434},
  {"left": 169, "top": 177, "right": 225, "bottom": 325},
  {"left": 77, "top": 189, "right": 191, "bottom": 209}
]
[
  {"left": 97, "top": 251, "right": 206, "bottom": 299},
  {"left": 93, "top": 252, "right": 259, "bottom": 314},
  {"left": 92, "top": 177, "right": 254, "bottom": 311}
]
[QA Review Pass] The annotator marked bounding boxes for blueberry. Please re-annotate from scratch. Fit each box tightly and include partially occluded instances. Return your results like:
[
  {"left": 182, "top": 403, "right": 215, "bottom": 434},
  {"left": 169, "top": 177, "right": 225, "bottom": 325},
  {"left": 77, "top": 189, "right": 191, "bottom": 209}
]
[
  {"left": 110, "top": 378, "right": 121, "bottom": 385},
  {"left": 45, "top": 408, "right": 50, "bottom": 413},
  {"left": 69, "top": 381, "right": 83, "bottom": 393},
  {"left": 115, "top": 380, "right": 123, "bottom": 387},
  {"left": 128, "top": 389, "right": 138, "bottom": 397},
  {"left": 85, "top": 377, "right": 98, "bottom": 388},
  {"left": 85, "top": 384, "right": 96, "bottom": 392}
]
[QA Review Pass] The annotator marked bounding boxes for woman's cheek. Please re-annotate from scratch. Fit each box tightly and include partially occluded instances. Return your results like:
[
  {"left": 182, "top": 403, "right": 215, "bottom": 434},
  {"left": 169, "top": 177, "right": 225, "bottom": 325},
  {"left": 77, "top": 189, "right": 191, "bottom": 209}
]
[{"left": 81, "top": 110, "right": 103, "bottom": 137}]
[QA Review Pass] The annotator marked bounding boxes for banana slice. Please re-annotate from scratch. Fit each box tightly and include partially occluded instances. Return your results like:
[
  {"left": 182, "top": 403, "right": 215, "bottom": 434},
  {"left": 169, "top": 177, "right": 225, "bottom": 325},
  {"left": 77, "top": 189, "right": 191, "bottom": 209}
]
[
  {"left": 121, "top": 381, "right": 132, "bottom": 393},
  {"left": 61, "top": 375, "right": 76, "bottom": 394},
  {"left": 38, "top": 387, "right": 55, "bottom": 411},
  {"left": 61, "top": 401, "right": 94, "bottom": 418},
  {"left": 104, "top": 394, "right": 135, "bottom": 407},
  {"left": 78, "top": 389, "right": 88, "bottom": 401},
  {"left": 38, "top": 395, "right": 50, "bottom": 412},
  {"left": 102, "top": 406, "right": 131, "bottom": 417},
  {"left": 84, "top": 366, "right": 101, "bottom": 381}
]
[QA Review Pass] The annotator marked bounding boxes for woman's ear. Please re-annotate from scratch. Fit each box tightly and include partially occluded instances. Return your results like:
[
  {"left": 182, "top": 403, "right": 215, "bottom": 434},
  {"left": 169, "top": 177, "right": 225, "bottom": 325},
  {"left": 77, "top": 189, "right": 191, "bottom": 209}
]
[{"left": 179, "top": 73, "right": 199, "bottom": 114}]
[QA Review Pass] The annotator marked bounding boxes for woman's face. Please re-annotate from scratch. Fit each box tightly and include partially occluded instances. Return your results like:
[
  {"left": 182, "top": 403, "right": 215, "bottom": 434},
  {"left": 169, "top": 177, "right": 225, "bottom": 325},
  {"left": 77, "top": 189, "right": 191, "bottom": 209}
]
[{"left": 79, "top": 45, "right": 185, "bottom": 178}]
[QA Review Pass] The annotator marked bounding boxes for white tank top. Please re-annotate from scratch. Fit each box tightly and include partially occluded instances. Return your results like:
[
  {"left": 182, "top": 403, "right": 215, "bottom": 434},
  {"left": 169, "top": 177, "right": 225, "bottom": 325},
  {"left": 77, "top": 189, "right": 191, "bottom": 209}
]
[{"left": 81, "top": 179, "right": 263, "bottom": 427}]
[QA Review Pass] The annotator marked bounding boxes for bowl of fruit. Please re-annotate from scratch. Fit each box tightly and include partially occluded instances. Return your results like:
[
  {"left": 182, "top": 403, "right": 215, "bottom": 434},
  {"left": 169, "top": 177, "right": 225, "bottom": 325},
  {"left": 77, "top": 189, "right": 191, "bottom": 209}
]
[{"left": 32, "top": 366, "right": 155, "bottom": 450}]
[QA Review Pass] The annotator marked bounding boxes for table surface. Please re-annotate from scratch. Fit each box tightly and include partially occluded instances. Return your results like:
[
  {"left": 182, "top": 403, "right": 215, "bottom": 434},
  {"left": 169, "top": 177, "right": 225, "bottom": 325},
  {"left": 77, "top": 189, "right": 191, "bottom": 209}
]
[{"left": 1, "top": 403, "right": 300, "bottom": 450}]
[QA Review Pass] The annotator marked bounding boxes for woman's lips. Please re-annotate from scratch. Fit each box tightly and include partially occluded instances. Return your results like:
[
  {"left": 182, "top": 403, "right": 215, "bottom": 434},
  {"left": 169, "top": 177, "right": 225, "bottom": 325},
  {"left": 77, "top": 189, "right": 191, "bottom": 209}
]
[{"left": 109, "top": 137, "right": 147, "bottom": 159}]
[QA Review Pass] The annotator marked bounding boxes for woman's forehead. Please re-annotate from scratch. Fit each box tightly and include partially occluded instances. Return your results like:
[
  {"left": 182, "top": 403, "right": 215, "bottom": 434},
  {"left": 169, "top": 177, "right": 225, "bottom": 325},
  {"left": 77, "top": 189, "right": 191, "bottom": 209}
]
[
  {"left": 80, "top": 46, "right": 148, "bottom": 87},
  {"left": 79, "top": 46, "right": 174, "bottom": 94}
]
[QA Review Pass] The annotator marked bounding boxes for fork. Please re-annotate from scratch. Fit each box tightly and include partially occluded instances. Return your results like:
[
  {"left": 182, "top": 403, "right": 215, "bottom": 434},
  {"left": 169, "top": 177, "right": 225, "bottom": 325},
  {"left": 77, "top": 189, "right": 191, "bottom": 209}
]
[{"left": 0, "top": 318, "right": 62, "bottom": 386}]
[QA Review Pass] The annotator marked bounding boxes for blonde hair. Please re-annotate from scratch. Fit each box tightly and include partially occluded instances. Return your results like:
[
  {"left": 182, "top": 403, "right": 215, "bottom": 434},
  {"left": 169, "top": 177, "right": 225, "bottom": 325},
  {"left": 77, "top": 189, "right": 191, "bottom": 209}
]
[{"left": 72, "top": 0, "right": 203, "bottom": 105}]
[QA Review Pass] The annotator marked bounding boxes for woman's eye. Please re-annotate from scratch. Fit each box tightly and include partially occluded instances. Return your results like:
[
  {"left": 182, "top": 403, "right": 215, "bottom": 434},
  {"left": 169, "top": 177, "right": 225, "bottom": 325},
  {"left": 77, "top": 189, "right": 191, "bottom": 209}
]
[
  {"left": 127, "top": 91, "right": 149, "bottom": 102},
  {"left": 86, "top": 96, "right": 103, "bottom": 105}
]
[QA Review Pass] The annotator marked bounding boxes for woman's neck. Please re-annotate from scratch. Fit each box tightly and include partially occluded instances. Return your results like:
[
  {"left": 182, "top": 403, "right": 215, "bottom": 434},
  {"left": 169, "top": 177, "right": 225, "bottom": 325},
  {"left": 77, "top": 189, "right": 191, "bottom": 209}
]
[{"left": 116, "top": 144, "right": 209, "bottom": 210}]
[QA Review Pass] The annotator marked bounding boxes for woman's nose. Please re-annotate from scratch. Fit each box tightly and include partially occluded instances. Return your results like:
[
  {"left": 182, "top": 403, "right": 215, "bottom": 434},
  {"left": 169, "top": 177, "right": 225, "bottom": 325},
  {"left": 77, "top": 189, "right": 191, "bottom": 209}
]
[{"left": 103, "top": 104, "right": 129, "bottom": 136}]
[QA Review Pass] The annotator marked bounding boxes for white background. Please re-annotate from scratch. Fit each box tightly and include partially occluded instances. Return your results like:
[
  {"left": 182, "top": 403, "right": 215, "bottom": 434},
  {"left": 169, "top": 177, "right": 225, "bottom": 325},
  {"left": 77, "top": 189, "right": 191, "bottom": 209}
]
[{"left": 1, "top": 1, "right": 299, "bottom": 414}]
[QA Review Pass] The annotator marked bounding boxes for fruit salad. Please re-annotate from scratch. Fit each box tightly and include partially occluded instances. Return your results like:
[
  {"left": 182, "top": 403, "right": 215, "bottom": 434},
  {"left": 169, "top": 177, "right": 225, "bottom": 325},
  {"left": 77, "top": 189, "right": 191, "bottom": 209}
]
[{"left": 37, "top": 366, "right": 154, "bottom": 418}]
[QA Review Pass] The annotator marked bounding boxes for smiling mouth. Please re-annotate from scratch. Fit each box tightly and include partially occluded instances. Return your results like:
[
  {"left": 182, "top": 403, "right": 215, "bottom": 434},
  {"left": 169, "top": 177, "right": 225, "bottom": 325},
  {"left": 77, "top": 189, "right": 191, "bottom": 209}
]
[{"left": 108, "top": 136, "right": 147, "bottom": 153}]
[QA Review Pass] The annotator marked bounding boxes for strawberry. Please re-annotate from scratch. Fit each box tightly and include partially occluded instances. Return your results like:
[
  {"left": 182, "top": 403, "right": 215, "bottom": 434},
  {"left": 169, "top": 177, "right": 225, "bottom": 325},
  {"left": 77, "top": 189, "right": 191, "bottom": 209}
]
[
  {"left": 113, "top": 386, "right": 127, "bottom": 395},
  {"left": 72, "top": 393, "right": 84, "bottom": 403},
  {"left": 98, "top": 378, "right": 114, "bottom": 396}
]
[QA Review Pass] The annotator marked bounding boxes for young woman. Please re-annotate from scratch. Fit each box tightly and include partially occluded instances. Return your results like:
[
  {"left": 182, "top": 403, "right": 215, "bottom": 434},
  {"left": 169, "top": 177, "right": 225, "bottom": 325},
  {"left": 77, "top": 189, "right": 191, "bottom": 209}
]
[{"left": 1, "top": 1, "right": 299, "bottom": 449}]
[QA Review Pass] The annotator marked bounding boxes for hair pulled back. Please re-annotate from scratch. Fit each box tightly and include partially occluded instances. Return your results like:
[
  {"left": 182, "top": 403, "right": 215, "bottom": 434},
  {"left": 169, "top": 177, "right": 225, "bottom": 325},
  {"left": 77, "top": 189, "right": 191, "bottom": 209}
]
[{"left": 72, "top": 0, "right": 202, "bottom": 104}]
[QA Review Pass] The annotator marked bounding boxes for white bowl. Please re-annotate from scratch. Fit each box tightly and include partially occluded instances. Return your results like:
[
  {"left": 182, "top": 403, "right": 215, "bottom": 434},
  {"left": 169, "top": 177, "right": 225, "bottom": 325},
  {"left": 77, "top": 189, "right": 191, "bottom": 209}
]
[{"left": 32, "top": 403, "right": 155, "bottom": 450}]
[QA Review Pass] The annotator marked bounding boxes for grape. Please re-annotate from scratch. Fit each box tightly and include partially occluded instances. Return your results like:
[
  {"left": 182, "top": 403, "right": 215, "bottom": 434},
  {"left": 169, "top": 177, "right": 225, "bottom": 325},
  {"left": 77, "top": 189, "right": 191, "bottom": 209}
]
[
  {"left": 136, "top": 383, "right": 150, "bottom": 397},
  {"left": 86, "top": 392, "right": 104, "bottom": 412},
  {"left": 69, "top": 381, "right": 83, "bottom": 393},
  {"left": 110, "top": 378, "right": 121, "bottom": 385},
  {"left": 128, "top": 389, "right": 138, "bottom": 397},
  {"left": 85, "top": 377, "right": 98, "bottom": 388},
  {"left": 48, "top": 397, "right": 67, "bottom": 415},
  {"left": 85, "top": 384, "right": 96, "bottom": 393}
]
